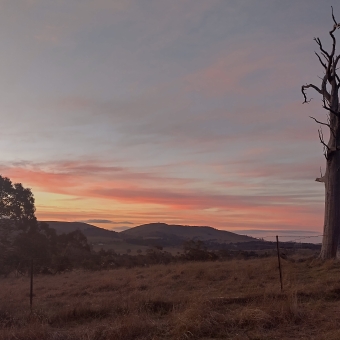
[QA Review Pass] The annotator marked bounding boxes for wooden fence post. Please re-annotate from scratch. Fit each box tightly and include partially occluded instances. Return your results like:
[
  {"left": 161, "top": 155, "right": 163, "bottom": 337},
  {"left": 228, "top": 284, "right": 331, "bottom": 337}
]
[
  {"left": 30, "top": 258, "right": 34, "bottom": 311},
  {"left": 276, "top": 236, "right": 283, "bottom": 292}
]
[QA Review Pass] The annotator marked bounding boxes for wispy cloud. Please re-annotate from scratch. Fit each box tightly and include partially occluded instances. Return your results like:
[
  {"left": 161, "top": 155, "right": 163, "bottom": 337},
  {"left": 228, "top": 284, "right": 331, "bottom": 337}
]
[{"left": 184, "top": 38, "right": 306, "bottom": 98}]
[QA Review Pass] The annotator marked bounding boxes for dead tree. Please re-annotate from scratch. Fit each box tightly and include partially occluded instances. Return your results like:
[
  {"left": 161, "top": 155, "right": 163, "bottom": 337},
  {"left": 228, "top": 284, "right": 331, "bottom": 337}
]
[{"left": 302, "top": 8, "right": 340, "bottom": 259}]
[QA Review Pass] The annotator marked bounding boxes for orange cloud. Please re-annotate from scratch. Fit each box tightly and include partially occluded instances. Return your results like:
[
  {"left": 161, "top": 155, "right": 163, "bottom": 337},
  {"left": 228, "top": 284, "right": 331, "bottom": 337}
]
[{"left": 0, "top": 160, "right": 324, "bottom": 233}]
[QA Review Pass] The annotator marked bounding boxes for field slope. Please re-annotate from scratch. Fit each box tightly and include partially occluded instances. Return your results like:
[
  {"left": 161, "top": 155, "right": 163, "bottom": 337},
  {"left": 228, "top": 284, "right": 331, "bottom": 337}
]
[{"left": 1, "top": 257, "right": 340, "bottom": 339}]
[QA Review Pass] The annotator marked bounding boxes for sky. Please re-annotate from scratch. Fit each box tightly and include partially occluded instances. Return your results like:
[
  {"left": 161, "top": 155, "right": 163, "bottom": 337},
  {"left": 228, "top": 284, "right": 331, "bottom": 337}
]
[{"left": 0, "top": 0, "right": 339, "bottom": 237}]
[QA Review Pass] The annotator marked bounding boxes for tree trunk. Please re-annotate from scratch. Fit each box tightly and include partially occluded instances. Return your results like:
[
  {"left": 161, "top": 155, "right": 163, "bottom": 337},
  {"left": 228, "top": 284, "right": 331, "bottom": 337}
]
[
  {"left": 301, "top": 14, "right": 340, "bottom": 258},
  {"left": 321, "top": 151, "right": 340, "bottom": 258},
  {"left": 320, "top": 94, "right": 340, "bottom": 259}
]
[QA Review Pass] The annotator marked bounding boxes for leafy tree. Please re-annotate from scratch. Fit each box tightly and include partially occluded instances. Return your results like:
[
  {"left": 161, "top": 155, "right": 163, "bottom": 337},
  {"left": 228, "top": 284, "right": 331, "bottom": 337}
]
[
  {"left": 0, "top": 176, "right": 38, "bottom": 274},
  {"left": 0, "top": 175, "right": 37, "bottom": 231}
]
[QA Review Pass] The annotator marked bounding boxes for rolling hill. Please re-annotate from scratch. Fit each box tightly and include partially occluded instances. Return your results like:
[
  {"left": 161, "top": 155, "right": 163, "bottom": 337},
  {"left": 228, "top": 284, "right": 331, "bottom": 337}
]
[
  {"left": 120, "top": 223, "right": 254, "bottom": 243},
  {"left": 43, "top": 221, "right": 98, "bottom": 234},
  {"left": 43, "top": 221, "right": 255, "bottom": 253},
  {"left": 43, "top": 221, "right": 119, "bottom": 239},
  {"left": 44, "top": 221, "right": 253, "bottom": 244}
]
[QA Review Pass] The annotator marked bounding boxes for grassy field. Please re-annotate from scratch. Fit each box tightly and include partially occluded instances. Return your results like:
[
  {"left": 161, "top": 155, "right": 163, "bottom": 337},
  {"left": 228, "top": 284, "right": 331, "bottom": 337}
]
[{"left": 2, "top": 256, "right": 340, "bottom": 339}]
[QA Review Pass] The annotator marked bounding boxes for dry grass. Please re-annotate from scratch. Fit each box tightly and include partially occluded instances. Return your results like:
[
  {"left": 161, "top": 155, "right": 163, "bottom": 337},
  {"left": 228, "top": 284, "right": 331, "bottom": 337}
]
[{"left": 2, "top": 257, "right": 340, "bottom": 339}]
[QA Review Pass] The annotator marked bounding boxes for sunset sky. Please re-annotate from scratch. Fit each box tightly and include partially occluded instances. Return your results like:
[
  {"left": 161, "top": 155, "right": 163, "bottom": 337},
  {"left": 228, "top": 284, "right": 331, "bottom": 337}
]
[{"left": 1, "top": 0, "right": 339, "bottom": 236}]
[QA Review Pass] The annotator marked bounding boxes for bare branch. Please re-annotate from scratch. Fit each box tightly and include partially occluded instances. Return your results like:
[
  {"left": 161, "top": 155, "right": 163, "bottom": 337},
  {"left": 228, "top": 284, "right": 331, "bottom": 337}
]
[
  {"left": 310, "top": 116, "right": 336, "bottom": 137},
  {"left": 318, "top": 126, "right": 338, "bottom": 161},
  {"left": 332, "top": 6, "right": 338, "bottom": 26},
  {"left": 309, "top": 116, "right": 330, "bottom": 127},
  {"left": 303, "top": 83, "right": 322, "bottom": 94},
  {"left": 314, "top": 37, "right": 330, "bottom": 59},
  {"left": 301, "top": 83, "right": 324, "bottom": 103},
  {"left": 336, "top": 73, "right": 340, "bottom": 88},
  {"left": 327, "top": 25, "right": 338, "bottom": 82},
  {"left": 301, "top": 86, "right": 311, "bottom": 103},
  {"left": 322, "top": 97, "right": 340, "bottom": 117},
  {"left": 318, "top": 127, "right": 330, "bottom": 151},
  {"left": 315, "top": 52, "right": 327, "bottom": 69},
  {"left": 321, "top": 51, "right": 330, "bottom": 61},
  {"left": 329, "top": 27, "right": 337, "bottom": 57},
  {"left": 334, "top": 54, "right": 340, "bottom": 70},
  {"left": 321, "top": 73, "right": 332, "bottom": 102}
]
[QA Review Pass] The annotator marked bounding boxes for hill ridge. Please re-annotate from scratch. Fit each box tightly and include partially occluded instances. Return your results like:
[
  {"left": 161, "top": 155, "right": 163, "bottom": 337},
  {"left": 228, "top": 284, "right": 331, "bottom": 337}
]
[{"left": 120, "top": 222, "right": 254, "bottom": 243}]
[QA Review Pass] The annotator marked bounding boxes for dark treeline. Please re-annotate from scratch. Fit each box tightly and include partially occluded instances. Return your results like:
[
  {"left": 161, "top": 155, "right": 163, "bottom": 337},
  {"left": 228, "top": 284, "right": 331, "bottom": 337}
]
[
  {"left": 1, "top": 225, "right": 274, "bottom": 276},
  {"left": 1, "top": 221, "right": 320, "bottom": 276},
  {"left": 124, "top": 235, "right": 321, "bottom": 252},
  {"left": 204, "top": 240, "right": 321, "bottom": 251}
]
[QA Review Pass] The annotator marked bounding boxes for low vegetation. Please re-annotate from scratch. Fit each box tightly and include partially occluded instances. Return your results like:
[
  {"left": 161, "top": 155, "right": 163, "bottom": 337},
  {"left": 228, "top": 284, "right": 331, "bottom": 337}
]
[{"left": 2, "top": 256, "right": 340, "bottom": 339}]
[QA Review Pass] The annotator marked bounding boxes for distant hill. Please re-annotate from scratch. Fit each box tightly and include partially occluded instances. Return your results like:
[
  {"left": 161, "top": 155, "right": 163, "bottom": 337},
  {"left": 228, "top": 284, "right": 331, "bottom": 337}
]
[
  {"left": 44, "top": 221, "right": 255, "bottom": 252},
  {"left": 120, "top": 223, "right": 254, "bottom": 243},
  {"left": 43, "top": 221, "right": 321, "bottom": 254},
  {"left": 43, "top": 221, "right": 95, "bottom": 234},
  {"left": 43, "top": 221, "right": 119, "bottom": 239}
]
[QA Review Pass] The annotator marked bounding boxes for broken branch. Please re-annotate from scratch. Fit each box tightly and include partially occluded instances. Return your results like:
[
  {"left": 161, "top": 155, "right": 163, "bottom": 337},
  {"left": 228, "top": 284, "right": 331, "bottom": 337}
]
[{"left": 316, "top": 176, "right": 326, "bottom": 183}]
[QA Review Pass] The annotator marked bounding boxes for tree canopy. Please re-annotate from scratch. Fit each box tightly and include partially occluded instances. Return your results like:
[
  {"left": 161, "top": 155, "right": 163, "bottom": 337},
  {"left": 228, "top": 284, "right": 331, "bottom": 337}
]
[
  {"left": 0, "top": 175, "right": 93, "bottom": 275},
  {"left": 0, "top": 175, "right": 37, "bottom": 230}
]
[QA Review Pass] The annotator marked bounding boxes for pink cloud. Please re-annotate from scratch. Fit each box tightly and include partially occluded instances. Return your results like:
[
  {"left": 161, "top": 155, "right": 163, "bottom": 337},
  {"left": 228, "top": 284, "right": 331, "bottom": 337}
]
[
  {"left": 0, "top": 159, "right": 324, "bottom": 232},
  {"left": 184, "top": 39, "right": 305, "bottom": 97}
]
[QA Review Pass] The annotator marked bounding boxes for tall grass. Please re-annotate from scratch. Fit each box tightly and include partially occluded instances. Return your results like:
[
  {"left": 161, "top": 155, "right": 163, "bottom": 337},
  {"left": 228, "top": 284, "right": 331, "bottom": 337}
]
[{"left": 1, "top": 257, "right": 340, "bottom": 339}]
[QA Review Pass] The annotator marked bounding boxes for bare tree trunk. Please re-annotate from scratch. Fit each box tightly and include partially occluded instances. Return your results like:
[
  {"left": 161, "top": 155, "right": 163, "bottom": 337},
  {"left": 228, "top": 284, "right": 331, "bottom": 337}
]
[
  {"left": 321, "top": 152, "right": 340, "bottom": 258},
  {"left": 302, "top": 8, "right": 340, "bottom": 259}
]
